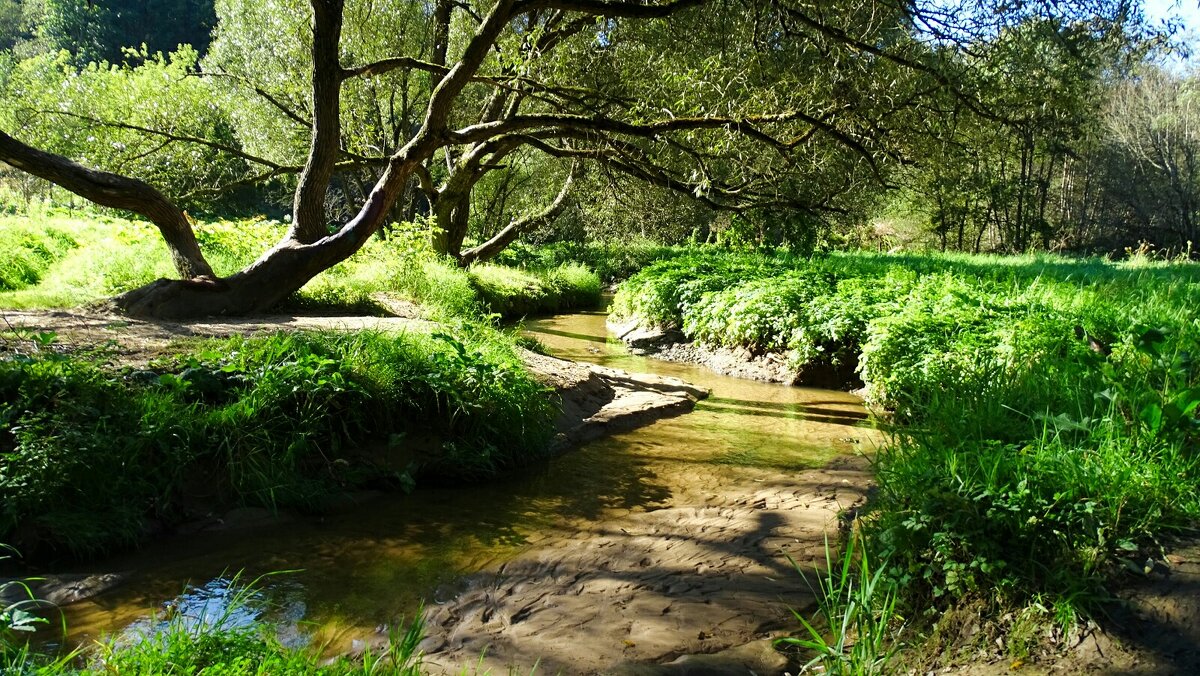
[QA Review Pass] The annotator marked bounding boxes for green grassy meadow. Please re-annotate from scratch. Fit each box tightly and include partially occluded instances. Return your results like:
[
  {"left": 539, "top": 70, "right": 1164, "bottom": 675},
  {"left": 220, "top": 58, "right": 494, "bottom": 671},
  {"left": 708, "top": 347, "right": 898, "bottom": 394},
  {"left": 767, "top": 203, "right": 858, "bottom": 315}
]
[{"left": 0, "top": 212, "right": 603, "bottom": 319}]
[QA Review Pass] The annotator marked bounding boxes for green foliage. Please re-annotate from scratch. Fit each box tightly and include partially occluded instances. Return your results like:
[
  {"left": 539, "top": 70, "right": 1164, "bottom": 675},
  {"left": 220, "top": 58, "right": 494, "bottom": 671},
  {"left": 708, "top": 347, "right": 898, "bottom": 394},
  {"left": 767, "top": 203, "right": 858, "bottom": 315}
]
[
  {"left": 0, "top": 221, "right": 76, "bottom": 291},
  {"left": 1, "top": 545, "right": 49, "bottom": 653},
  {"left": 778, "top": 534, "right": 902, "bottom": 675},
  {"left": 492, "top": 239, "right": 692, "bottom": 283},
  {"left": 40, "top": 0, "right": 217, "bottom": 66},
  {"left": 0, "top": 213, "right": 283, "bottom": 308},
  {"left": 0, "top": 47, "right": 246, "bottom": 207},
  {"left": 612, "top": 250, "right": 783, "bottom": 329},
  {"left": 0, "top": 328, "right": 555, "bottom": 557},
  {"left": 614, "top": 249, "right": 1200, "bottom": 615},
  {"left": 2, "top": 571, "right": 425, "bottom": 675},
  {"left": 469, "top": 263, "right": 601, "bottom": 318},
  {"left": 0, "top": 214, "right": 603, "bottom": 319}
]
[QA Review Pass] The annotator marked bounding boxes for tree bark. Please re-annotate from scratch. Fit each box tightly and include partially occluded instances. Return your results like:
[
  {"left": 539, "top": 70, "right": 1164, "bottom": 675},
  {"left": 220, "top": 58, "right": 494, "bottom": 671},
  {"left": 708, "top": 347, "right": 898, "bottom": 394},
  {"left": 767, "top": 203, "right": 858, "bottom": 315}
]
[
  {"left": 0, "top": 130, "right": 214, "bottom": 279},
  {"left": 290, "top": 0, "right": 346, "bottom": 243}
]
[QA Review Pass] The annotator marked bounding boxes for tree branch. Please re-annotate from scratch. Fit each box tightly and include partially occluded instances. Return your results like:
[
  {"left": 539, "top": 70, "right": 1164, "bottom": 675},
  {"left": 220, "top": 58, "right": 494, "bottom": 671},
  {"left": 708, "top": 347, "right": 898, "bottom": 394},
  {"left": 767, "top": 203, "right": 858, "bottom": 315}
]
[
  {"left": 460, "top": 164, "right": 577, "bottom": 265},
  {"left": 0, "top": 130, "right": 214, "bottom": 279},
  {"left": 515, "top": 0, "right": 706, "bottom": 19},
  {"left": 341, "top": 56, "right": 451, "bottom": 80},
  {"left": 36, "top": 109, "right": 286, "bottom": 170}
]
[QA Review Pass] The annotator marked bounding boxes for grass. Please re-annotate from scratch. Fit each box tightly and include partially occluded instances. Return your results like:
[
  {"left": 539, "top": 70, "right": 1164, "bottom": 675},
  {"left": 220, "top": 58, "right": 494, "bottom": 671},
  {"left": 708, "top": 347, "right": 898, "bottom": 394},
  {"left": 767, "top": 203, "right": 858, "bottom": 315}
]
[
  {"left": 492, "top": 238, "right": 694, "bottom": 283},
  {"left": 1, "top": 569, "right": 427, "bottom": 675},
  {"left": 0, "top": 326, "right": 556, "bottom": 559},
  {"left": 613, "top": 249, "right": 1200, "bottom": 626},
  {"left": 777, "top": 533, "right": 903, "bottom": 675},
  {"left": 0, "top": 212, "right": 603, "bottom": 319}
]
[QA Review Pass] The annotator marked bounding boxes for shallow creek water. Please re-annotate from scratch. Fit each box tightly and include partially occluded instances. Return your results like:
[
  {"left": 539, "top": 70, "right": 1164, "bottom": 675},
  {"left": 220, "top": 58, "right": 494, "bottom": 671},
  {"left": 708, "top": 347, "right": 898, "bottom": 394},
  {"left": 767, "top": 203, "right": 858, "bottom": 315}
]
[{"left": 48, "top": 305, "right": 879, "bottom": 656}]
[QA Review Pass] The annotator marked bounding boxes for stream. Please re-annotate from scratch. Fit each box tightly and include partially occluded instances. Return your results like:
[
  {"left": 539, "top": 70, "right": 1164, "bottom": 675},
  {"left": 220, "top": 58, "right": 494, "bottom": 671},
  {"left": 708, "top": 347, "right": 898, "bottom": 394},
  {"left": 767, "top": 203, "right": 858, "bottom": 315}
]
[{"left": 45, "top": 304, "right": 880, "bottom": 670}]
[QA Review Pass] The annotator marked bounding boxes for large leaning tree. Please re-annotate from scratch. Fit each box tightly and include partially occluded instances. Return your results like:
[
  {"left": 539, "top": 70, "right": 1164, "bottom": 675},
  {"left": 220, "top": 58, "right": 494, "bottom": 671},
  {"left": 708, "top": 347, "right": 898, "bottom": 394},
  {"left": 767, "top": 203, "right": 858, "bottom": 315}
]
[{"left": 0, "top": 0, "right": 1134, "bottom": 318}]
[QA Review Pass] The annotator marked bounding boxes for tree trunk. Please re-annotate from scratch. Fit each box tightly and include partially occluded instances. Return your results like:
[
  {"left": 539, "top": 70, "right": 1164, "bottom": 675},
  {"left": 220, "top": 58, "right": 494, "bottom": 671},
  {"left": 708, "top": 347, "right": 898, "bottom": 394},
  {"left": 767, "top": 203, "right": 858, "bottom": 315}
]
[
  {"left": 0, "top": 130, "right": 214, "bottom": 279},
  {"left": 289, "top": 0, "right": 346, "bottom": 244}
]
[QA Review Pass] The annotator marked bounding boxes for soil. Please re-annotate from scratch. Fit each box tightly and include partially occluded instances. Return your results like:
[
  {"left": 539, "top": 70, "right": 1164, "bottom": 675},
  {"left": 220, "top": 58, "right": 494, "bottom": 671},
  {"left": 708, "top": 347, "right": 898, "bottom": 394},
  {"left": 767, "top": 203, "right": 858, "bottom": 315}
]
[
  {"left": 607, "top": 318, "right": 860, "bottom": 389},
  {"left": 390, "top": 456, "right": 870, "bottom": 675},
  {"left": 904, "top": 540, "right": 1200, "bottom": 676}
]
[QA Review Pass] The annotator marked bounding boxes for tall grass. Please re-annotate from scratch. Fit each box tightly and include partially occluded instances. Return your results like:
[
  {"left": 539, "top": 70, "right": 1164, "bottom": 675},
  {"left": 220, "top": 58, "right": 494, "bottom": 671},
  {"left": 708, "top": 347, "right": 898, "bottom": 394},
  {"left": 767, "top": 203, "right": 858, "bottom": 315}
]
[
  {"left": 614, "top": 250, "right": 1200, "bottom": 618},
  {"left": 0, "top": 213, "right": 286, "bottom": 308},
  {"left": 0, "top": 328, "right": 556, "bottom": 558},
  {"left": 778, "top": 534, "right": 903, "bottom": 675}
]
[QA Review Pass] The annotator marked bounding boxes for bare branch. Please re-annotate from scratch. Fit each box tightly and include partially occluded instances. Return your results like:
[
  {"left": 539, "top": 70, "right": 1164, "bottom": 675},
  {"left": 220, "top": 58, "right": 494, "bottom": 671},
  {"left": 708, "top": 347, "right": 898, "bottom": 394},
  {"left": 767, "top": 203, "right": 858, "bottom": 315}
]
[
  {"left": 196, "top": 71, "right": 313, "bottom": 128},
  {"left": 342, "top": 56, "right": 452, "bottom": 80}
]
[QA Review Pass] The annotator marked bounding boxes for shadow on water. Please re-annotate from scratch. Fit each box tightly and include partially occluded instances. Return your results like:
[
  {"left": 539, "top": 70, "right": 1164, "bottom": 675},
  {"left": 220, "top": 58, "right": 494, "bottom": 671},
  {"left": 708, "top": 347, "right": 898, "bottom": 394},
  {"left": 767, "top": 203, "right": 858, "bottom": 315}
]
[
  {"left": 50, "top": 300, "right": 878, "bottom": 653},
  {"left": 525, "top": 326, "right": 611, "bottom": 344}
]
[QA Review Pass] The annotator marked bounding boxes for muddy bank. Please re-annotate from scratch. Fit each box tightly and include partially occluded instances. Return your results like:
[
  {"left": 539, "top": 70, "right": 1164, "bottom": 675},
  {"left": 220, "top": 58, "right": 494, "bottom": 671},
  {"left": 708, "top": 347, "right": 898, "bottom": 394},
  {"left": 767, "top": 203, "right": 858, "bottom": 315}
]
[
  {"left": 389, "top": 457, "right": 871, "bottom": 675},
  {"left": 1, "top": 309, "right": 705, "bottom": 454},
  {"left": 907, "top": 538, "right": 1200, "bottom": 676},
  {"left": 608, "top": 317, "right": 859, "bottom": 389}
]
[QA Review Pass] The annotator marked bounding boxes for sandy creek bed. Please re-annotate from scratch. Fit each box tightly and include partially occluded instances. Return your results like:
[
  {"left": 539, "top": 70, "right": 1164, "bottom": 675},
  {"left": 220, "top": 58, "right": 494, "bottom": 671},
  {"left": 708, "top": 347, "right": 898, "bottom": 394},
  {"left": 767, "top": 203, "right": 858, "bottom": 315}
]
[{"left": 4, "top": 304, "right": 880, "bottom": 674}]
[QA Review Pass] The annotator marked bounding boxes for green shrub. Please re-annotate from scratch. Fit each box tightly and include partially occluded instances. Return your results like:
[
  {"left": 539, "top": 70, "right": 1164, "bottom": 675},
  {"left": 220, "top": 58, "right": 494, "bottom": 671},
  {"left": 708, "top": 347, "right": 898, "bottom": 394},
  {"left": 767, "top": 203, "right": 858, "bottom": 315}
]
[
  {"left": 492, "top": 238, "right": 691, "bottom": 282},
  {"left": 469, "top": 262, "right": 601, "bottom": 317},
  {"left": 0, "top": 223, "right": 77, "bottom": 291}
]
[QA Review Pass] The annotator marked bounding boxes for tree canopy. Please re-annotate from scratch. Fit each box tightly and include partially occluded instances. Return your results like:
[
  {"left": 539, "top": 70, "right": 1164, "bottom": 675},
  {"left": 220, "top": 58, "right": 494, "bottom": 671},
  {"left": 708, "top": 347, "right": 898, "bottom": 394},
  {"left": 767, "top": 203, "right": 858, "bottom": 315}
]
[{"left": 0, "top": 0, "right": 1151, "bottom": 317}]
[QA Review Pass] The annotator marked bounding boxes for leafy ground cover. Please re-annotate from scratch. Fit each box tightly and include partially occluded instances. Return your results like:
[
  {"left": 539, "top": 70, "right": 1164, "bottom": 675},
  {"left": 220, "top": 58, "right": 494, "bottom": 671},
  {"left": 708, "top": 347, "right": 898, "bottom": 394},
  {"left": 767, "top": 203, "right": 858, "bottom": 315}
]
[{"left": 614, "top": 250, "right": 1200, "bottom": 625}]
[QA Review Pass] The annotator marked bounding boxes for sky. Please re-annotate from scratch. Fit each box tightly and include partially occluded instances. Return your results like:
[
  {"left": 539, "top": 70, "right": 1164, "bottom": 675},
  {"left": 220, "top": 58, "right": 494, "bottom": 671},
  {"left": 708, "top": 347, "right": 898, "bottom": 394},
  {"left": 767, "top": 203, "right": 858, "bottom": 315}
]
[
  {"left": 1143, "top": 0, "right": 1200, "bottom": 67},
  {"left": 1144, "top": 0, "right": 1200, "bottom": 34}
]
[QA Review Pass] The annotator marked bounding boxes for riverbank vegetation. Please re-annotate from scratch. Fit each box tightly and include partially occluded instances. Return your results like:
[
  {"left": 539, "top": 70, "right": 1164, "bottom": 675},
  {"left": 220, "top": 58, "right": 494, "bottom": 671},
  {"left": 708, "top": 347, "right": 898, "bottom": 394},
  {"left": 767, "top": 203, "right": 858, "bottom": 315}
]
[
  {"left": 0, "top": 326, "right": 555, "bottom": 559},
  {"left": 3, "top": 0, "right": 1200, "bottom": 670},
  {"left": 614, "top": 250, "right": 1200, "bottom": 654},
  {"left": 2, "top": 570, "right": 427, "bottom": 675}
]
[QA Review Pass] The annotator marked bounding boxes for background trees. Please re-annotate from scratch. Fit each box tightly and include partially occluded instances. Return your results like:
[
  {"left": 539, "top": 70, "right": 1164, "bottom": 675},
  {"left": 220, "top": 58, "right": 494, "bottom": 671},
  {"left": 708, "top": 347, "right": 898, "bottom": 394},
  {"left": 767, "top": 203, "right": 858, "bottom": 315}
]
[{"left": 0, "top": 0, "right": 1178, "bottom": 318}]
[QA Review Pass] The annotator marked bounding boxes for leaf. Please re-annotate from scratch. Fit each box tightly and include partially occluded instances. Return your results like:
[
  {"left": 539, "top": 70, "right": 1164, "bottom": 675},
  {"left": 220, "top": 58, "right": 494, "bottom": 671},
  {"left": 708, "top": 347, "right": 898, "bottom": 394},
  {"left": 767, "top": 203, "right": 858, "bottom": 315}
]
[
  {"left": 8, "top": 607, "right": 45, "bottom": 631},
  {"left": 1140, "top": 403, "right": 1163, "bottom": 435},
  {"left": 1136, "top": 328, "right": 1168, "bottom": 356}
]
